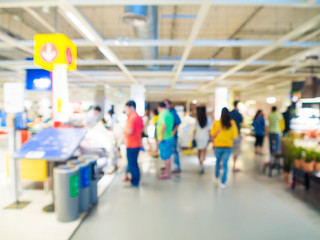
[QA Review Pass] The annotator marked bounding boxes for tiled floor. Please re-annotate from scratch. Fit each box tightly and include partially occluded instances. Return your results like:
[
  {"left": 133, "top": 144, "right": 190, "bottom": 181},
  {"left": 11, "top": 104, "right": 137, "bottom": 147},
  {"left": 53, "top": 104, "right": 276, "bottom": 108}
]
[{"left": 72, "top": 140, "right": 320, "bottom": 240}]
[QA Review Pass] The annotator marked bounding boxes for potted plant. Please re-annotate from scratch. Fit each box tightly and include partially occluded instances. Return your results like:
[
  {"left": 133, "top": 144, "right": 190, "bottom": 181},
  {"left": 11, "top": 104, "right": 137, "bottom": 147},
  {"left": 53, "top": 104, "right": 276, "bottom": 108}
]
[
  {"left": 294, "top": 147, "right": 304, "bottom": 169},
  {"left": 303, "top": 150, "right": 316, "bottom": 172},
  {"left": 315, "top": 151, "right": 320, "bottom": 172}
]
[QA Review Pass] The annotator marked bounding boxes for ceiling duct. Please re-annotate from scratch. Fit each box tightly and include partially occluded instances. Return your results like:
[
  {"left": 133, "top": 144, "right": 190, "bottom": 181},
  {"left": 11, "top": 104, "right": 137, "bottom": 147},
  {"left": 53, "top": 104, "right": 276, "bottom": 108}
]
[
  {"left": 301, "top": 55, "right": 320, "bottom": 99},
  {"left": 123, "top": 6, "right": 158, "bottom": 68}
]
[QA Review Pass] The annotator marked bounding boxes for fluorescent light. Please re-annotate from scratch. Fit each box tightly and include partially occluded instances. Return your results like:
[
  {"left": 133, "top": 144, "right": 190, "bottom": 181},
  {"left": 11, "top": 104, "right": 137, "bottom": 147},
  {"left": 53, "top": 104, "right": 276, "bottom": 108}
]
[
  {"left": 98, "top": 47, "right": 116, "bottom": 63},
  {"left": 65, "top": 11, "right": 96, "bottom": 42},
  {"left": 181, "top": 76, "right": 215, "bottom": 81},
  {"left": 299, "top": 97, "right": 320, "bottom": 103},
  {"left": 266, "top": 97, "right": 276, "bottom": 104}
]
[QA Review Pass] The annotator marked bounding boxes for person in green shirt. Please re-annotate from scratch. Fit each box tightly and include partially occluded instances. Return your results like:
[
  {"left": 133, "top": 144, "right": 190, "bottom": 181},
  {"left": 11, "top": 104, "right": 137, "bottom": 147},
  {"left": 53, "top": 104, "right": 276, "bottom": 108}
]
[
  {"left": 157, "top": 102, "right": 174, "bottom": 179},
  {"left": 268, "top": 106, "right": 283, "bottom": 154}
]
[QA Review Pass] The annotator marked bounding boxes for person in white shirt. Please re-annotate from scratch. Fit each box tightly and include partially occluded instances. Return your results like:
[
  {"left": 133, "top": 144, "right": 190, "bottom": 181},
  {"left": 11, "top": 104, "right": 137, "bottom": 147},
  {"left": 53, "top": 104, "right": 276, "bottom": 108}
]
[
  {"left": 194, "top": 106, "right": 210, "bottom": 174},
  {"left": 86, "top": 106, "right": 102, "bottom": 128}
]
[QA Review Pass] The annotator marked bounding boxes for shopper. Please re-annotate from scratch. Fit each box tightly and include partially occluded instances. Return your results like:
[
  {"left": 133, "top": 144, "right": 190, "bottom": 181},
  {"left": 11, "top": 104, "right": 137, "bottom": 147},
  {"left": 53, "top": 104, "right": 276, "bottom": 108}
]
[
  {"left": 142, "top": 109, "right": 152, "bottom": 152},
  {"left": 268, "top": 106, "right": 283, "bottom": 154},
  {"left": 101, "top": 118, "right": 119, "bottom": 174},
  {"left": 211, "top": 108, "right": 238, "bottom": 189},
  {"left": 252, "top": 110, "right": 266, "bottom": 154},
  {"left": 157, "top": 102, "right": 174, "bottom": 179},
  {"left": 282, "top": 106, "right": 291, "bottom": 135},
  {"left": 164, "top": 99, "right": 182, "bottom": 174},
  {"left": 230, "top": 101, "right": 243, "bottom": 172},
  {"left": 142, "top": 109, "right": 150, "bottom": 138},
  {"left": 194, "top": 106, "right": 210, "bottom": 174},
  {"left": 152, "top": 108, "right": 159, "bottom": 157},
  {"left": 86, "top": 106, "right": 102, "bottom": 128},
  {"left": 123, "top": 100, "right": 144, "bottom": 187}
]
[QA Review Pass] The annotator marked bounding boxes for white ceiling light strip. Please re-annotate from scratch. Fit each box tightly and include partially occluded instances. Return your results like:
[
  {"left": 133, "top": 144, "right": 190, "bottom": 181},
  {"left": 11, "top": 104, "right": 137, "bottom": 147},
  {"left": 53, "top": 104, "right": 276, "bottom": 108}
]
[
  {"left": 59, "top": 2, "right": 138, "bottom": 84},
  {"left": 170, "top": 0, "right": 212, "bottom": 90},
  {"left": 65, "top": 11, "right": 96, "bottom": 42},
  {"left": 98, "top": 47, "right": 116, "bottom": 63}
]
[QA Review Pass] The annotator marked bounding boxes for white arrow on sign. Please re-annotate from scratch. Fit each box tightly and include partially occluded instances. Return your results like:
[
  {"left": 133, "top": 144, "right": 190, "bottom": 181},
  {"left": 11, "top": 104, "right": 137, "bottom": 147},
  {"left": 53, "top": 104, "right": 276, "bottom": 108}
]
[{"left": 40, "top": 43, "right": 58, "bottom": 63}]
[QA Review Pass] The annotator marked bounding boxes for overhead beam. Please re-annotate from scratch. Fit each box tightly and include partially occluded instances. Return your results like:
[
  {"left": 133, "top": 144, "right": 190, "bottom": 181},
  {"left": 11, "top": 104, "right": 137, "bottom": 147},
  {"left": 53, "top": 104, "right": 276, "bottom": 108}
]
[
  {"left": 242, "top": 80, "right": 292, "bottom": 96},
  {"left": 23, "top": 7, "right": 56, "bottom": 33},
  {"left": 293, "top": 28, "right": 320, "bottom": 46},
  {"left": 0, "top": 59, "right": 278, "bottom": 68},
  {"left": 200, "top": 13, "right": 320, "bottom": 91},
  {"left": 0, "top": 32, "right": 33, "bottom": 55},
  {"left": 0, "top": 0, "right": 319, "bottom": 8},
  {"left": 212, "top": 6, "right": 263, "bottom": 58},
  {"left": 248, "top": 47, "right": 320, "bottom": 76},
  {"left": 170, "top": 0, "right": 211, "bottom": 90},
  {"left": 58, "top": 1, "right": 138, "bottom": 84},
  {"left": 242, "top": 61, "right": 316, "bottom": 88},
  {"left": 0, "top": 1, "right": 58, "bottom": 8},
  {"left": 1, "top": 38, "right": 320, "bottom": 49}
]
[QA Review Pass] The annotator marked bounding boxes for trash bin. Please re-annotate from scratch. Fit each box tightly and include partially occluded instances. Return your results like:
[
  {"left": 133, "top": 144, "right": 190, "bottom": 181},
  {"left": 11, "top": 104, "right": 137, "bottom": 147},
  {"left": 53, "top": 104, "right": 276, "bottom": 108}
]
[
  {"left": 67, "top": 160, "right": 90, "bottom": 213},
  {"left": 79, "top": 155, "right": 99, "bottom": 204},
  {"left": 54, "top": 164, "right": 80, "bottom": 222}
]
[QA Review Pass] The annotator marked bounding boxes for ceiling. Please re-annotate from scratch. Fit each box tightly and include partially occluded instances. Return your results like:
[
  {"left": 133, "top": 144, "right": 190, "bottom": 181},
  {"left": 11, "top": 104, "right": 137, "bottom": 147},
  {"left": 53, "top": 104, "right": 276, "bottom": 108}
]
[{"left": 0, "top": 0, "right": 320, "bottom": 101}]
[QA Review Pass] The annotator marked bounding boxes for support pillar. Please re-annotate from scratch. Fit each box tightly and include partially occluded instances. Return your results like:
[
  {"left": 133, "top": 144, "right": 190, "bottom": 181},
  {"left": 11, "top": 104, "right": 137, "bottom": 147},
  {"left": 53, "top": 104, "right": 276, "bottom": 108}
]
[
  {"left": 130, "top": 85, "right": 145, "bottom": 116},
  {"left": 214, "top": 87, "right": 228, "bottom": 120}
]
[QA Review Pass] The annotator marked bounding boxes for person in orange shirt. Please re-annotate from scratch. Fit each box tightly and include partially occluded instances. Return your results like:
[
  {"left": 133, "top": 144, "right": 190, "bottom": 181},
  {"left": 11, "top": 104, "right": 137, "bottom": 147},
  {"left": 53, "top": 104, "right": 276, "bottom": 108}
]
[
  {"left": 123, "top": 100, "right": 144, "bottom": 187},
  {"left": 210, "top": 107, "right": 238, "bottom": 189}
]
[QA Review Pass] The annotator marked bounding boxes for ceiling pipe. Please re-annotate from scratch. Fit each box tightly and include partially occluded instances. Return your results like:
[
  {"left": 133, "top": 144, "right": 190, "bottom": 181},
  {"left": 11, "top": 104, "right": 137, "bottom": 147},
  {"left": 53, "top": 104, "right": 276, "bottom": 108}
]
[{"left": 123, "top": 5, "right": 158, "bottom": 69}]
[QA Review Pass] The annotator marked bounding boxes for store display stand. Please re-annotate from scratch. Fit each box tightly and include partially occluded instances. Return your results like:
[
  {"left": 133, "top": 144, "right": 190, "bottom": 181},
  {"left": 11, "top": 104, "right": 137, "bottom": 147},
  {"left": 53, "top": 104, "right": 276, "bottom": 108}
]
[
  {"left": 5, "top": 128, "right": 30, "bottom": 210},
  {"left": 42, "top": 162, "right": 55, "bottom": 212},
  {"left": 8, "top": 128, "right": 87, "bottom": 212}
]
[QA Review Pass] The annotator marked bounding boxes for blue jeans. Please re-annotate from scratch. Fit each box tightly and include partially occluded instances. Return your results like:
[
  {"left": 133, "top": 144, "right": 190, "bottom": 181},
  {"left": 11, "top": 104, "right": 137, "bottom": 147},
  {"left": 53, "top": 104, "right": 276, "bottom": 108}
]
[
  {"left": 269, "top": 133, "right": 280, "bottom": 154},
  {"left": 215, "top": 147, "right": 233, "bottom": 184},
  {"left": 126, "top": 148, "right": 140, "bottom": 187},
  {"left": 172, "top": 136, "right": 181, "bottom": 170}
]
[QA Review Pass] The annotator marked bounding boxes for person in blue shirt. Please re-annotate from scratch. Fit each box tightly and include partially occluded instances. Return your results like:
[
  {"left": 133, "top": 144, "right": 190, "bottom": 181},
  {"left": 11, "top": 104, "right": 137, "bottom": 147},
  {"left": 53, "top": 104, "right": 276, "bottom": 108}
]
[
  {"left": 230, "top": 101, "right": 243, "bottom": 172},
  {"left": 164, "top": 99, "right": 182, "bottom": 173},
  {"left": 252, "top": 109, "right": 266, "bottom": 154}
]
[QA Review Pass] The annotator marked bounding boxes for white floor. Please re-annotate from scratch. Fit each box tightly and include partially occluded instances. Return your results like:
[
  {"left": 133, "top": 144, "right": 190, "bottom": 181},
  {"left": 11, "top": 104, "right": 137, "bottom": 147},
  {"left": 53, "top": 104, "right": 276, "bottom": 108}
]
[
  {"left": 1, "top": 139, "right": 320, "bottom": 240},
  {"left": 0, "top": 171, "right": 117, "bottom": 240},
  {"left": 71, "top": 141, "right": 320, "bottom": 240}
]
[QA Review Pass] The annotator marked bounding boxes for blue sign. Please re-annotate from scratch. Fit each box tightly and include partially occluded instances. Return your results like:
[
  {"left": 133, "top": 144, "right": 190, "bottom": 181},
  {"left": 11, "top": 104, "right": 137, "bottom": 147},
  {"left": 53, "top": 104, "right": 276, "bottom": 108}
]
[
  {"left": 26, "top": 69, "right": 52, "bottom": 91},
  {"left": 14, "top": 128, "right": 87, "bottom": 161},
  {"left": 0, "top": 110, "right": 7, "bottom": 127},
  {"left": 80, "top": 166, "right": 90, "bottom": 189}
]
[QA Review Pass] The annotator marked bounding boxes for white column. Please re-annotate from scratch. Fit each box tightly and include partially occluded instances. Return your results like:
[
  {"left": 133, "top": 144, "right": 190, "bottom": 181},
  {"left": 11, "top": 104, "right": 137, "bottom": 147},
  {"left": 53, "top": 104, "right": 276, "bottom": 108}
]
[
  {"left": 214, "top": 87, "right": 228, "bottom": 120},
  {"left": 130, "top": 85, "right": 145, "bottom": 116},
  {"left": 52, "top": 65, "right": 69, "bottom": 123}
]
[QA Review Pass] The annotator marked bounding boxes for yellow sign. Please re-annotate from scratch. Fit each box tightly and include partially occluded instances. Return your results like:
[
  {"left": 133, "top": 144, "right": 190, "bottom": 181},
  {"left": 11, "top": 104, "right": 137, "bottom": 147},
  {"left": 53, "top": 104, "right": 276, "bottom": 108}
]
[
  {"left": 57, "top": 98, "right": 63, "bottom": 113},
  {"left": 34, "top": 34, "right": 77, "bottom": 71}
]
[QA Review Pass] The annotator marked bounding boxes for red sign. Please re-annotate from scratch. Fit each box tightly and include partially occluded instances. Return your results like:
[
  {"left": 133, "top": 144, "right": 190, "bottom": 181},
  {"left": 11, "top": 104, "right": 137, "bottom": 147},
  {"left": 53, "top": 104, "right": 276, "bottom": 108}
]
[
  {"left": 40, "top": 43, "right": 58, "bottom": 63},
  {"left": 65, "top": 47, "right": 73, "bottom": 65}
]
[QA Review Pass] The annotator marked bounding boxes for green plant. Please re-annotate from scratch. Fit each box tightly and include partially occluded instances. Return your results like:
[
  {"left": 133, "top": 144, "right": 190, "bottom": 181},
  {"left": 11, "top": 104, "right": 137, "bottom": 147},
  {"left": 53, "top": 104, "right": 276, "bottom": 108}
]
[
  {"left": 305, "top": 150, "right": 317, "bottom": 163},
  {"left": 296, "top": 147, "right": 305, "bottom": 159},
  {"left": 283, "top": 141, "right": 295, "bottom": 172}
]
